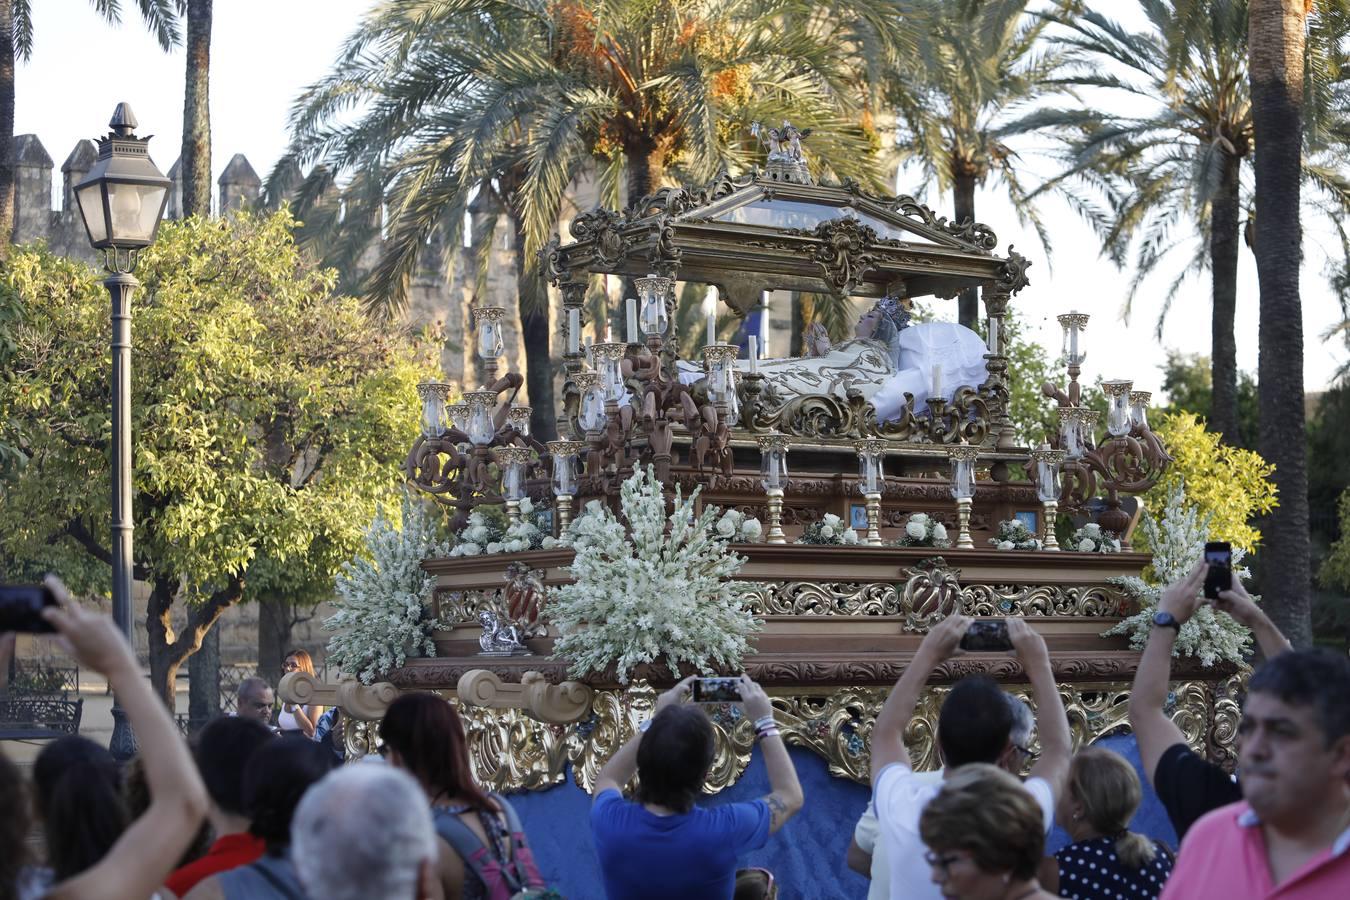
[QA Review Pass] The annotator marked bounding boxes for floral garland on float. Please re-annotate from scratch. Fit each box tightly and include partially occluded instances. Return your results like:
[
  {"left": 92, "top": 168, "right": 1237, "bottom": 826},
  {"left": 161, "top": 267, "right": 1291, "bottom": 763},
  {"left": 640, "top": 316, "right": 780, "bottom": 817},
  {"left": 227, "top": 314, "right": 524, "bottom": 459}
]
[
  {"left": 990, "top": 519, "right": 1042, "bottom": 551},
  {"left": 544, "top": 467, "right": 764, "bottom": 684},
  {"left": 796, "top": 512, "right": 860, "bottom": 545}
]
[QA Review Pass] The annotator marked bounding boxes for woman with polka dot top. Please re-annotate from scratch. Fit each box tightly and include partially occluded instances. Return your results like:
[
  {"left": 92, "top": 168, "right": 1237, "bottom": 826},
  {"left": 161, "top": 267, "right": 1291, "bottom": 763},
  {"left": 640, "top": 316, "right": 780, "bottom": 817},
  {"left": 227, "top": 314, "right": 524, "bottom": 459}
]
[{"left": 1047, "top": 747, "right": 1175, "bottom": 899}]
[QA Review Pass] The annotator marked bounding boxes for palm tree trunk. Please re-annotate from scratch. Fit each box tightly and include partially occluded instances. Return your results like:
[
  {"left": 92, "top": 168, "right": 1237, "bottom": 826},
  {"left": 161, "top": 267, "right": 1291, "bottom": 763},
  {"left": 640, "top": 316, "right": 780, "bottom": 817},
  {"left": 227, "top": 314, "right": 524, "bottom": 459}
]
[
  {"left": 1249, "top": 0, "right": 1312, "bottom": 647},
  {"left": 180, "top": 0, "right": 212, "bottom": 218},
  {"left": 510, "top": 214, "right": 557, "bottom": 441},
  {"left": 954, "top": 173, "right": 978, "bottom": 329},
  {"left": 0, "top": 0, "right": 15, "bottom": 250},
  {"left": 1209, "top": 151, "right": 1242, "bottom": 445}
]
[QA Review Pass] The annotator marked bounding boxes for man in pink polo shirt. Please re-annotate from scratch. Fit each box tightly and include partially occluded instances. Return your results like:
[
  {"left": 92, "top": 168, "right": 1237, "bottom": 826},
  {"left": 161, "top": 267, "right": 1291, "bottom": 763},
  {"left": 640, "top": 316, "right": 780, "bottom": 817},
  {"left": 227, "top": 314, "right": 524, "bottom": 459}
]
[{"left": 1161, "top": 649, "right": 1350, "bottom": 899}]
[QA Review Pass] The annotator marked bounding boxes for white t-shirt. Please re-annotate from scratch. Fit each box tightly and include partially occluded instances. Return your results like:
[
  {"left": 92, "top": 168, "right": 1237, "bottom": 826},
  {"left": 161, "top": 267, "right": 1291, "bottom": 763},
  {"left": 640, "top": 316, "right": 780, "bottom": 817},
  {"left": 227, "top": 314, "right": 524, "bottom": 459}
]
[
  {"left": 874, "top": 763, "right": 1055, "bottom": 900},
  {"left": 855, "top": 770, "right": 944, "bottom": 900}
]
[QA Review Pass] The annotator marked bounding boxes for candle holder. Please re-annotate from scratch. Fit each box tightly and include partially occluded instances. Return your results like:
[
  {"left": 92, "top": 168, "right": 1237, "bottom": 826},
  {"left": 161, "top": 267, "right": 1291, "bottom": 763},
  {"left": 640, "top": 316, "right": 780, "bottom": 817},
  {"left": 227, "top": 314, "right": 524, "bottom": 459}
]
[
  {"left": 496, "top": 446, "right": 535, "bottom": 526},
  {"left": 508, "top": 403, "right": 532, "bottom": 438},
  {"left": 704, "top": 343, "right": 741, "bottom": 425},
  {"left": 1057, "top": 406, "right": 1086, "bottom": 459},
  {"left": 1028, "top": 445, "right": 1066, "bottom": 551},
  {"left": 636, "top": 273, "right": 671, "bottom": 339},
  {"left": 757, "top": 432, "right": 790, "bottom": 545},
  {"left": 947, "top": 445, "right": 979, "bottom": 550},
  {"left": 464, "top": 390, "right": 499, "bottom": 447},
  {"left": 474, "top": 305, "right": 507, "bottom": 385},
  {"left": 416, "top": 381, "right": 452, "bottom": 439},
  {"left": 591, "top": 341, "right": 629, "bottom": 404},
  {"left": 853, "top": 439, "right": 886, "bottom": 546},
  {"left": 1057, "top": 311, "right": 1089, "bottom": 405},
  {"left": 1129, "top": 390, "right": 1152, "bottom": 431},
  {"left": 1080, "top": 408, "right": 1101, "bottom": 451},
  {"left": 546, "top": 439, "right": 585, "bottom": 533},
  {"left": 1101, "top": 380, "right": 1133, "bottom": 437}
]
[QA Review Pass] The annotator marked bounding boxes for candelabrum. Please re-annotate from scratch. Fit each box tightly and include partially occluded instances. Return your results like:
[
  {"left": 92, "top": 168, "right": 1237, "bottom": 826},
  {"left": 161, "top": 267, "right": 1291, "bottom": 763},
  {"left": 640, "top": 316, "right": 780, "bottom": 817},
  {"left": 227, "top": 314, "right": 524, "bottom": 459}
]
[
  {"left": 853, "top": 439, "right": 886, "bottom": 546},
  {"left": 947, "top": 445, "right": 979, "bottom": 550},
  {"left": 758, "top": 432, "right": 790, "bottom": 545},
  {"left": 546, "top": 439, "right": 585, "bottom": 533},
  {"left": 473, "top": 305, "right": 507, "bottom": 386},
  {"left": 1028, "top": 445, "right": 1066, "bottom": 551},
  {"left": 1056, "top": 311, "right": 1089, "bottom": 405}
]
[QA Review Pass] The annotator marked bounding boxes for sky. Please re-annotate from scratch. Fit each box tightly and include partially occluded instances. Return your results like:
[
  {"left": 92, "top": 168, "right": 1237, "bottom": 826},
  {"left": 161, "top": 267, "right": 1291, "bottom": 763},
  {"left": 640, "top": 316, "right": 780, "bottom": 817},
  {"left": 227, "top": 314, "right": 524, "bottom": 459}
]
[{"left": 22, "top": 0, "right": 1350, "bottom": 397}]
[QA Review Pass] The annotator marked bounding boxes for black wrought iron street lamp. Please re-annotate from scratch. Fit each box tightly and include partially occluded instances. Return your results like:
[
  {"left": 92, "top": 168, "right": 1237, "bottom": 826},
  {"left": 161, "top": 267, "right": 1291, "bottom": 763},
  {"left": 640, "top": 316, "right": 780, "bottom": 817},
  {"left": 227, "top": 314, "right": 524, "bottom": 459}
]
[{"left": 74, "top": 103, "right": 171, "bottom": 760}]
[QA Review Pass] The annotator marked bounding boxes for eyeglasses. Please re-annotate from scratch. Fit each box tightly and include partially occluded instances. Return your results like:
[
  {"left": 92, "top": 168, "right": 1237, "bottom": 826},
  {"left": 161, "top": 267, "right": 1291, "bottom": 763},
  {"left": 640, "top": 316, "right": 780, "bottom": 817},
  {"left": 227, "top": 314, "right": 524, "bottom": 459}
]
[
  {"left": 283, "top": 661, "right": 301, "bottom": 671},
  {"left": 924, "top": 850, "right": 965, "bottom": 876}
]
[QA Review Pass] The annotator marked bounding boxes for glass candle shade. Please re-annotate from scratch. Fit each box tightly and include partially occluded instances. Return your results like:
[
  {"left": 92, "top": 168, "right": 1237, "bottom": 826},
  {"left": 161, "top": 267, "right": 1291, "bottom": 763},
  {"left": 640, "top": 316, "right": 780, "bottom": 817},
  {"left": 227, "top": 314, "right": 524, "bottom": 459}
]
[
  {"left": 1079, "top": 409, "right": 1101, "bottom": 450},
  {"left": 474, "top": 306, "right": 506, "bottom": 361},
  {"left": 464, "top": 391, "right": 498, "bottom": 446},
  {"left": 757, "top": 434, "right": 789, "bottom": 492},
  {"left": 416, "top": 381, "right": 451, "bottom": 439},
  {"left": 853, "top": 439, "right": 885, "bottom": 495},
  {"left": 573, "top": 373, "right": 607, "bottom": 432},
  {"left": 591, "top": 342, "right": 627, "bottom": 403},
  {"left": 546, "top": 440, "right": 585, "bottom": 496},
  {"left": 1058, "top": 407, "right": 1085, "bottom": 460},
  {"left": 1102, "top": 380, "right": 1133, "bottom": 437},
  {"left": 496, "top": 447, "right": 533, "bottom": 502},
  {"left": 1057, "top": 311, "right": 1089, "bottom": 365},
  {"left": 1129, "top": 391, "right": 1151, "bottom": 430},
  {"left": 508, "top": 404, "right": 531, "bottom": 437},
  {"left": 447, "top": 403, "right": 469, "bottom": 431},
  {"left": 636, "top": 273, "right": 671, "bottom": 336},
  {"left": 1029, "top": 447, "right": 1066, "bottom": 503},
  {"left": 948, "top": 446, "right": 978, "bottom": 500}
]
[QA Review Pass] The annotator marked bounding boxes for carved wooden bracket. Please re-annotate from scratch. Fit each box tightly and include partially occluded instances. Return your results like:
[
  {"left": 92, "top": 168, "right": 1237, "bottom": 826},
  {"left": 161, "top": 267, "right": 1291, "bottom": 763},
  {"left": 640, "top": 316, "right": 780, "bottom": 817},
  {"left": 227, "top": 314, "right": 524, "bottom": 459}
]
[
  {"left": 278, "top": 671, "right": 400, "bottom": 722},
  {"left": 456, "top": 669, "right": 594, "bottom": 724}
]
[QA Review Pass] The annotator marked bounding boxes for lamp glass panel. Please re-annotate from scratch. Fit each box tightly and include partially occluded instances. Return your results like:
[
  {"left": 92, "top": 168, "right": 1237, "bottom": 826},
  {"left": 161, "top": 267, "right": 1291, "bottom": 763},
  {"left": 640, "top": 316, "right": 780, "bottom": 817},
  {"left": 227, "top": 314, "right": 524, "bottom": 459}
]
[
  {"left": 504, "top": 463, "right": 525, "bottom": 501},
  {"left": 949, "top": 456, "right": 975, "bottom": 500},
  {"left": 105, "top": 181, "right": 162, "bottom": 243},
  {"left": 552, "top": 454, "right": 575, "bottom": 496},
  {"left": 76, "top": 182, "right": 108, "bottom": 244},
  {"left": 1036, "top": 459, "right": 1060, "bottom": 503},
  {"left": 760, "top": 448, "right": 787, "bottom": 491}
]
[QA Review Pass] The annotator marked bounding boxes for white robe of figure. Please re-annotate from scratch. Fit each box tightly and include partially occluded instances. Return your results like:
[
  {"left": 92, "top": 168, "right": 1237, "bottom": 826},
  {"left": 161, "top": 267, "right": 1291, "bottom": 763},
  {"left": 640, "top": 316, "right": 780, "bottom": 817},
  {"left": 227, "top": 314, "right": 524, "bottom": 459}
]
[{"left": 676, "top": 323, "right": 988, "bottom": 422}]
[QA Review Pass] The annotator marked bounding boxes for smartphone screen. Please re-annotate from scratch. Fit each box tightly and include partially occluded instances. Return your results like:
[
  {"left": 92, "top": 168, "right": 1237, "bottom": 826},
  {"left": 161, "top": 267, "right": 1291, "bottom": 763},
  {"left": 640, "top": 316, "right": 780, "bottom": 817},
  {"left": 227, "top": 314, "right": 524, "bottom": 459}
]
[
  {"left": 0, "top": 584, "right": 58, "bottom": 633},
  {"left": 1203, "top": 542, "right": 1232, "bottom": 599},
  {"left": 959, "top": 619, "right": 1013, "bottom": 653},
  {"left": 692, "top": 677, "right": 741, "bottom": 703}
]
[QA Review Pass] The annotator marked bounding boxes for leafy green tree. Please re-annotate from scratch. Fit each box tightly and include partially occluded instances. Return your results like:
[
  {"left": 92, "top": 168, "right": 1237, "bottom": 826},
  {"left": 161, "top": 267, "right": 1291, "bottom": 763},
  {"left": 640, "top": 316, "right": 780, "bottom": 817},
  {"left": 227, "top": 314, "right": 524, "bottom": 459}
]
[
  {"left": 1158, "top": 350, "right": 1259, "bottom": 448},
  {"left": 0, "top": 1, "right": 178, "bottom": 248},
  {"left": 0, "top": 211, "right": 433, "bottom": 706},
  {"left": 277, "top": 0, "right": 903, "bottom": 440},
  {"left": 890, "top": 0, "right": 1073, "bottom": 329}
]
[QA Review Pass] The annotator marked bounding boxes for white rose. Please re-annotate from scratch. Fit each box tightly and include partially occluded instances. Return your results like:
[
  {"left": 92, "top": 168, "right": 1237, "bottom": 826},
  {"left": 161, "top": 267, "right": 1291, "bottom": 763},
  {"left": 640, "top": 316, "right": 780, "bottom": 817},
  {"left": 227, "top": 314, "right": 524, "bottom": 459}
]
[
  {"left": 1085, "top": 523, "right": 1101, "bottom": 535},
  {"left": 741, "top": 520, "right": 763, "bottom": 540},
  {"left": 820, "top": 525, "right": 836, "bottom": 539},
  {"left": 933, "top": 523, "right": 948, "bottom": 540},
  {"left": 1077, "top": 538, "right": 1095, "bottom": 553},
  {"left": 998, "top": 540, "right": 1015, "bottom": 551},
  {"left": 486, "top": 542, "right": 502, "bottom": 554},
  {"left": 823, "top": 513, "right": 842, "bottom": 527},
  {"left": 716, "top": 517, "right": 736, "bottom": 538},
  {"left": 912, "top": 512, "right": 929, "bottom": 523},
  {"left": 1109, "top": 539, "right": 1122, "bottom": 552},
  {"left": 906, "top": 520, "right": 927, "bottom": 540},
  {"left": 842, "top": 528, "right": 859, "bottom": 544},
  {"left": 460, "top": 542, "right": 481, "bottom": 556}
]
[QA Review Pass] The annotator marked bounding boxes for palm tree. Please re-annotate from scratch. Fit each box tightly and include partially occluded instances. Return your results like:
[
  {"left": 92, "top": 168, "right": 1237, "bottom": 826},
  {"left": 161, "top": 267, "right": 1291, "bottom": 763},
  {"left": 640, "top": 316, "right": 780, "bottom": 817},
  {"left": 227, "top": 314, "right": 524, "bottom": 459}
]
[
  {"left": 1249, "top": 0, "right": 1313, "bottom": 647},
  {"left": 888, "top": 0, "right": 1074, "bottom": 329},
  {"left": 179, "top": 0, "right": 211, "bottom": 218},
  {"left": 0, "top": 1, "right": 178, "bottom": 248},
  {"left": 276, "top": 0, "right": 905, "bottom": 440}
]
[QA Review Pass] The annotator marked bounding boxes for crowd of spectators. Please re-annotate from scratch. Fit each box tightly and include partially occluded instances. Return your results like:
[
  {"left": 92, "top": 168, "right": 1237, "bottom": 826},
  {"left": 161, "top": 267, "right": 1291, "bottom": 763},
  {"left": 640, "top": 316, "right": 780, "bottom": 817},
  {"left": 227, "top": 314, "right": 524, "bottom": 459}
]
[{"left": 2, "top": 558, "right": 1348, "bottom": 899}]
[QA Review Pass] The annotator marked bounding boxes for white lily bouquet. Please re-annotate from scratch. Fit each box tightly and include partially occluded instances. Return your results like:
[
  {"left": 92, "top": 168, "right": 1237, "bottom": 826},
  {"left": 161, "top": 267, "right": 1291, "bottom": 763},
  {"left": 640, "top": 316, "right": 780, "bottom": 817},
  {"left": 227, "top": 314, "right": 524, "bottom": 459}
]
[
  {"left": 1070, "top": 522, "right": 1121, "bottom": 553},
  {"left": 546, "top": 467, "right": 763, "bottom": 683},
  {"left": 990, "top": 518, "right": 1042, "bottom": 550},
  {"left": 797, "top": 512, "right": 860, "bottom": 545},
  {"left": 894, "top": 512, "right": 950, "bottom": 548}
]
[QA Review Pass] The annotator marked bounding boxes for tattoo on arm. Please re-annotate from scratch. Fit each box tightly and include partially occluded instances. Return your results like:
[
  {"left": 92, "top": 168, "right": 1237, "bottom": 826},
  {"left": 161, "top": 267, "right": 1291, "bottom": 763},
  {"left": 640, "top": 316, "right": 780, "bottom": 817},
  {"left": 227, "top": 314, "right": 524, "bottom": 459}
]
[{"left": 763, "top": 793, "right": 788, "bottom": 831}]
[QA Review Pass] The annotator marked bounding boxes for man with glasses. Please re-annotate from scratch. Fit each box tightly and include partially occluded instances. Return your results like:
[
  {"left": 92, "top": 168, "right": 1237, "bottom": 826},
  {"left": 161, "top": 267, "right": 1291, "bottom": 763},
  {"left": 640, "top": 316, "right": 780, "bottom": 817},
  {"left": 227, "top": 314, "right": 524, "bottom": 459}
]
[
  {"left": 867, "top": 614, "right": 1072, "bottom": 900},
  {"left": 235, "top": 676, "right": 277, "bottom": 730}
]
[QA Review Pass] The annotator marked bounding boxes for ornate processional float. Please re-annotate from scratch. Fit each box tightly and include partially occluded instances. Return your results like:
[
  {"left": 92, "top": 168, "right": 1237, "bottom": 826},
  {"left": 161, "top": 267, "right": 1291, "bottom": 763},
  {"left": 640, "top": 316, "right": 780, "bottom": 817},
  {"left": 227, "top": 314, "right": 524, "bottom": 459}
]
[{"left": 283, "top": 128, "right": 1240, "bottom": 802}]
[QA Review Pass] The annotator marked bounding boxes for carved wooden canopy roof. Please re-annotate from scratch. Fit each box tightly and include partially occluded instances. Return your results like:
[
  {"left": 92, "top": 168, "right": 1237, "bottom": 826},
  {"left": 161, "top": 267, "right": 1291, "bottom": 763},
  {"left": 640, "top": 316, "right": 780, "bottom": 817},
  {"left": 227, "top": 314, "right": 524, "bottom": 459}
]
[{"left": 544, "top": 171, "right": 1032, "bottom": 314}]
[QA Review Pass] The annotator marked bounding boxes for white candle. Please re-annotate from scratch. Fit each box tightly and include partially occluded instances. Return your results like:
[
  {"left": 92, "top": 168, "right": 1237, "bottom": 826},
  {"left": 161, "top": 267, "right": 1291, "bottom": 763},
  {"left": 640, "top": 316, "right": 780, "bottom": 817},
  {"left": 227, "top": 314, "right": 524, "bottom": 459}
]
[
  {"left": 584, "top": 335, "right": 593, "bottom": 366},
  {"left": 1069, "top": 310, "right": 1079, "bottom": 359},
  {"left": 932, "top": 364, "right": 943, "bottom": 399},
  {"left": 605, "top": 323, "right": 613, "bottom": 343},
  {"left": 707, "top": 314, "right": 716, "bottom": 347},
  {"left": 748, "top": 336, "right": 759, "bottom": 374},
  {"left": 626, "top": 298, "right": 638, "bottom": 343},
  {"left": 567, "top": 308, "right": 580, "bottom": 354},
  {"left": 988, "top": 318, "right": 999, "bottom": 354}
]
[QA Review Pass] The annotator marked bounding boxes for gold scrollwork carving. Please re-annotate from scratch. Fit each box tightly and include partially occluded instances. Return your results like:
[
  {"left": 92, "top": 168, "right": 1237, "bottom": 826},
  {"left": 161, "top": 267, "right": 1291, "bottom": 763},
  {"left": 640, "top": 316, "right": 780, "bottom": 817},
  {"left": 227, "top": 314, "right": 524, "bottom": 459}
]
[
  {"left": 743, "top": 581, "right": 901, "bottom": 616},
  {"left": 962, "top": 584, "right": 1130, "bottom": 618}
]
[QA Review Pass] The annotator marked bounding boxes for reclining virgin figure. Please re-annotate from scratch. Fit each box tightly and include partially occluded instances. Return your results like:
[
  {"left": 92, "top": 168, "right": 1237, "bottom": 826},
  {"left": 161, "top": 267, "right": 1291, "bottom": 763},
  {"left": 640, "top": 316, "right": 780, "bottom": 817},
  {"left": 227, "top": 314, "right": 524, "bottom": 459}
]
[{"left": 677, "top": 297, "right": 990, "bottom": 422}]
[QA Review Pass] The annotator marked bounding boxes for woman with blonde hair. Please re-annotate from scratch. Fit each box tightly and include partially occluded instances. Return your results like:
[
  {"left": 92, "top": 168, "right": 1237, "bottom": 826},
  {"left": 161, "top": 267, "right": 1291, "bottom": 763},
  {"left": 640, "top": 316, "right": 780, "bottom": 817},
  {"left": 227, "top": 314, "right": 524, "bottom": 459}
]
[
  {"left": 919, "top": 764, "right": 1058, "bottom": 900},
  {"left": 1048, "top": 746, "right": 1173, "bottom": 899},
  {"left": 277, "top": 649, "right": 323, "bottom": 739}
]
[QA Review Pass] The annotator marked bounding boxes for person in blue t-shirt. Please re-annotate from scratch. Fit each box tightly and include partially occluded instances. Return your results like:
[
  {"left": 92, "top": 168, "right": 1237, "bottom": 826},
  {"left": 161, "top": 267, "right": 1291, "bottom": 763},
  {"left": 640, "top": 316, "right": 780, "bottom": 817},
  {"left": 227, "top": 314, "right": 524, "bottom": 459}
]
[{"left": 590, "top": 674, "right": 804, "bottom": 900}]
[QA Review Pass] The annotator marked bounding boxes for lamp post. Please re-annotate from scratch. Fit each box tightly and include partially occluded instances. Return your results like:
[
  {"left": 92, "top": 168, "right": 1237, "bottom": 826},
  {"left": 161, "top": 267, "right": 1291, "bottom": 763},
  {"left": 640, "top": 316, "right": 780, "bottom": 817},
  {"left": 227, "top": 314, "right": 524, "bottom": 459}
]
[{"left": 73, "top": 104, "right": 171, "bottom": 761}]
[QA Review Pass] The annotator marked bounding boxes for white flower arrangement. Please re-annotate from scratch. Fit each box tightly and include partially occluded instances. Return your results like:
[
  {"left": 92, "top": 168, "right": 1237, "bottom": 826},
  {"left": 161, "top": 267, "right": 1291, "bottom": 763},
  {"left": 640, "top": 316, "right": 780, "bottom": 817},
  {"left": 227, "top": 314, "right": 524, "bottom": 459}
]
[
  {"left": 448, "top": 497, "right": 560, "bottom": 556},
  {"left": 1070, "top": 521, "right": 1121, "bottom": 553},
  {"left": 893, "top": 512, "right": 950, "bottom": 548},
  {"left": 990, "top": 519, "right": 1042, "bottom": 551},
  {"left": 545, "top": 467, "right": 763, "bottom": 683},
  {"left": 1104, "top": 482, "right": 1253, "bottom": 667},
  {"left": 325, "top": 495, "right": 452, "bottom": 684},
  {"left": 797, "top": 512, "right": 860, "bottom": 545}
]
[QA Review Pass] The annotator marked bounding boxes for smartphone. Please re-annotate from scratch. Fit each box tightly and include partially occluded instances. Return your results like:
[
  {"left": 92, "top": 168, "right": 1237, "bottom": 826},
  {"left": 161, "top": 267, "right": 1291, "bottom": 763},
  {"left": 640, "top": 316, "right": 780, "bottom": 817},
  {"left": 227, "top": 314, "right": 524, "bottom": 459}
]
[
  {"left": 1203, "top": 541, "right": 1232, "bottom": 600},
  {"left": 0, "top": 584, "right": 58, "bottom": 633},
  {"left": 692, "top": 677, "right": 742, "bottom": 703},
  {"left": 959, "top": 618, "right": 1013, "bottom": 653}
]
